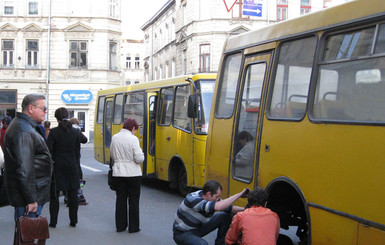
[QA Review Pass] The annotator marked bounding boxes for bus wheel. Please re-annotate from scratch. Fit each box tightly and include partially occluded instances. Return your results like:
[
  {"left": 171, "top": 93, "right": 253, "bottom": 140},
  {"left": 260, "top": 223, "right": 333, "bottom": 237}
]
[{"left": 177, "top": 168, "right": 190, "bottom": 196}]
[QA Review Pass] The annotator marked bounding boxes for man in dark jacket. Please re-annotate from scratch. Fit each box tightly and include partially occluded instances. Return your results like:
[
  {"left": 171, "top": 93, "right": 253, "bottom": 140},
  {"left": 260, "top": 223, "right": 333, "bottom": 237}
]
[{"left": 4, "top": 94, "right": 52, "bottom": 221}]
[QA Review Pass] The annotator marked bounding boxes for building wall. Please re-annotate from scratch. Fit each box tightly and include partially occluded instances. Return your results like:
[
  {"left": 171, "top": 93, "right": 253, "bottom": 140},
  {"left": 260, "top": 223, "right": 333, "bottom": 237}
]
[
  {"left": 141, "top": 0, "right": 351, "bottom": 82},
  {"left": 121, "top": 39, "right": 145, "bottom": 85},
  {"left": 0, "top": 0, "right": 122, "bottom": 140}
]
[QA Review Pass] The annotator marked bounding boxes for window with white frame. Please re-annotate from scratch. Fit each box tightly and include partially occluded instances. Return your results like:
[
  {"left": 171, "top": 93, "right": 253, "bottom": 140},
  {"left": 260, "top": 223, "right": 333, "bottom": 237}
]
[
  {"left": 300, "top": 0, "right": 311, "bottom": 15},
  {"left": 28, "top": 1, "right": 38, "bottom": 15},
  {"left": 277, "top": 0, "right": 288, "bottom": 21},
  {"left": 172, "top": 58, "right": 176, "bottom": 77},
  {"left": 199, "top": 44, "right": 210, "bottom": 72},
  {"left": 126, "top": 56, "right": 131, "bottom": 68},
  {"left": 109, "top": 42, "right": 117, "bottom": 70},
  {"left": 165, "top": 61, "right": 169, "bottom": 78},
  {"left": 159, "top": 65, "right": 163, "bottom": 79},
  {"left": 70, "top": 41, "right": 87, "bottom": 68},
  {"left": 26, "top": 40, "right": 38, "bottom": 67},
  {"left": 2, "top": 40, "right": 14, "bottom": 68},
  {"left": 183, "top": 50, "right": 187, "bottom": 75},
  {"left": 135, "top": 56, "right": 140, "bottom": 69},
  {"left": 4, "top": 1, "right": 14, "bottom": 15},
  {"left": 109, "top": 0, "right": 118, "bottom": 18}
]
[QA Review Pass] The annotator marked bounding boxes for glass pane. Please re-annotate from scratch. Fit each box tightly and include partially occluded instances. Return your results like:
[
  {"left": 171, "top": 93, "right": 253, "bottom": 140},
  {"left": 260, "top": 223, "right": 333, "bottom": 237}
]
[
  {"left": 323, "top": 27, "right": 375, "bottom": 61},
  {"left": 97, "top": 97, "right": 105, "bottom": 124},
  {"left": 123, "top": 92, "right": 144, "bottom": 125},
  {"left": 4, "top": 6, "right": 14, "bottom": 15},
  {"left": 104, "top": 101, "right": 113, "bottom": 148},
  {"left": 313, "top": 57, "right": 385, "bottom": 122},
  {"left": 27, "top": 41, "right": 38, "bottom": 50},
  {"left": 70, "top": 53, "right": 77, "bottom": 66},
  {"left": 0, "top": 90, "right": 17, "bottom": 103},
  {"left": 28, "top": 52, "right": 32, "bottom": 66},
  {"left": 195, "top": 79, "right": 215, "bottom": 134},
  {"left": 113, "top": 94, "right": 124, "bottom": 124},
  {"left": 158, "top": 88, "right": 174, "bottom": 125},
  {"left": 233, "top": 63, "right": 266, "bottom": 181},
  {"left": 173, "top": 85, "right": 191, "bottom": 131},
  {"left": 149, "top": 95, "right": 156, "bottom": 155},
  {"left": 80, "top": 53, "right": 87, "bottom": 67},
  {"left": 269, "top": 36, "right": 316, "bottom": 119},
  {"left": 3, "top": 40, "right": 13, "bottom": 50},
  {"left": 80, "top": 42, "right": 87, "bottom": 51},
  {"left": 70, "top": 42, "right": 78, "bottom": 51},
  {"left": 375, "top": 24, "right": 385, "bottom": 54},
  {"left": 29, "top": 2, "right": 38, "bottom": 15},
  {"left": 215, "top": 53, "right": 242, "bottom": 117}
]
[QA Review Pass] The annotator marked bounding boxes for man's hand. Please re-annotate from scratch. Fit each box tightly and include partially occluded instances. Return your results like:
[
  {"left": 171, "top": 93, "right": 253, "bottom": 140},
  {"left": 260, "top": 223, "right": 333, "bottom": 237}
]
[
  {"left": 26, "top": 202, "right": 38, "bottom": 213},
  {"left": 240, "top": 188, "right": 250, "bottom": 198}
]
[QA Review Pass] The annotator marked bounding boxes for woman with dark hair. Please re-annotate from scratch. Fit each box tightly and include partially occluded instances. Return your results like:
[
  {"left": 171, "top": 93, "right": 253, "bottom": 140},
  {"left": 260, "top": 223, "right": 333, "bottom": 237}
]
[
  {"left": 47, "top": 107, "right": 80, "bottom": 228},
  {"left": 110, "top": 118, "right": 144, "bottom": 233},
  {"left": 225, "top": 188, "right": 280, "bottom": 245}
]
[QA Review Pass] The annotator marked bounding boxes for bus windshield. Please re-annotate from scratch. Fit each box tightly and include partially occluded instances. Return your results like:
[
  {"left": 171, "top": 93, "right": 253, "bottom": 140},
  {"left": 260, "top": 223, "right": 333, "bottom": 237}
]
[{"left": 195, "top": 79, "right": 215, "bottom": 134}]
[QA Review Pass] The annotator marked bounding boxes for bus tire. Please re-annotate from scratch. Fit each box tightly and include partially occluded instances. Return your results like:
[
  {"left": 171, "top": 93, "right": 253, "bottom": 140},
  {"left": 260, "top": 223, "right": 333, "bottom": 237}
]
[{"left": 177, "top": 168, "right": 190, "bottom": 196}]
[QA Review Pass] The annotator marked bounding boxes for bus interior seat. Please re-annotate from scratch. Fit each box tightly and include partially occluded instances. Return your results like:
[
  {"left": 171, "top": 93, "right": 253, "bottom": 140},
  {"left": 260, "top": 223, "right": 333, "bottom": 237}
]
[{"left": 285, "top": 101, "right": 306, "bottom": 118}]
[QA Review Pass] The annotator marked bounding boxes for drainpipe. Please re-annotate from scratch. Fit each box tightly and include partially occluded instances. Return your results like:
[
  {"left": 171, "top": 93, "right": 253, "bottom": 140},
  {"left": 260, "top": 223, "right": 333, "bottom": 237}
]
[{"left": 46, "top": 0, "right": 52, "bottom": 117}]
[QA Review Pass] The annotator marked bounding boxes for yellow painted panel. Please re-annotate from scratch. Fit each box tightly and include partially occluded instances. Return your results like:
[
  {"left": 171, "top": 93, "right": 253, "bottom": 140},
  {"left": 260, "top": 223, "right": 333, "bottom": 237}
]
[
  {"left": 358, "top": 224, "right": 385, "bottom": 245},
  {"left": 310, "top": 207, "right": 357, "bottom": 245}
]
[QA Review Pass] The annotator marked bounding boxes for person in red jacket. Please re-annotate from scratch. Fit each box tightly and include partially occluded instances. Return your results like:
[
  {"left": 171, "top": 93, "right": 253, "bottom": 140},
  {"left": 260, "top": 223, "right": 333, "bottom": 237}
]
[
  {"left": 0, "top": 116, "right": 12, "bottom": 152},
  {"left": 225, "top": 188, "right": 280, "bottom": 245}
]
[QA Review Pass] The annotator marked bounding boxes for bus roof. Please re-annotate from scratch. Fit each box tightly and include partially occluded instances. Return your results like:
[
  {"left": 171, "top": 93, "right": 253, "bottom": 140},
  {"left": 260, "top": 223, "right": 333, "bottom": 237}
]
[
  {"left": 224, "top": 0, "right": 385, "bottom": 53},
  {"left": 97, "top": 73, "right": 216, "bottom": 97}
]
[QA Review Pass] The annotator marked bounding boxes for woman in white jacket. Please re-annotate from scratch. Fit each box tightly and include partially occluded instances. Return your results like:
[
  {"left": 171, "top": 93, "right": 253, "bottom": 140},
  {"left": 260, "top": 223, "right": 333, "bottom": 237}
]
[{"left": 110, "top": 118, "right": 144, "bottom": 233}]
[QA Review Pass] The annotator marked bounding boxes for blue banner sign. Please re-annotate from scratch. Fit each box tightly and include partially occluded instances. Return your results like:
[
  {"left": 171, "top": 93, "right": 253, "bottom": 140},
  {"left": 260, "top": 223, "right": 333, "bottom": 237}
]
[
  {"left": 61, "top": 90, "right": 93, "bottom": 104},
  {"left": 243, "top": 0, "right": 262, "bottom": 17}
]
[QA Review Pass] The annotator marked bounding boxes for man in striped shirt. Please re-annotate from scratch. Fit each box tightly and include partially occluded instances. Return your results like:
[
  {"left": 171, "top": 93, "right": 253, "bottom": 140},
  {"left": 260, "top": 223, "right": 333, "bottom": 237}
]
[{"left": 173, "top": 180, "right": 249, "bottom": 245}]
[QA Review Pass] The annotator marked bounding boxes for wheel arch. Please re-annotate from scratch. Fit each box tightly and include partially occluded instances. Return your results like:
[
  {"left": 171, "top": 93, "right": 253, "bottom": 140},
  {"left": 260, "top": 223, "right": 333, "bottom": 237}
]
[{"left": 265, "top": 176, "right": 311, "bottom": 244}]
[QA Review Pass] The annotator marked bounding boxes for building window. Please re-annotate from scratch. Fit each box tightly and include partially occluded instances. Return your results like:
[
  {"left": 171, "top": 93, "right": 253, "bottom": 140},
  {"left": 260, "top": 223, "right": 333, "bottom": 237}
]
[
  {"left": 126, "top": 56, "right": 131, "bottom": 68},
  {"left": 134, "top": 81, "right": 139, "bottom": 84},
  {"left": 135, "top": 56, "right": 140, "bottom": 69},
  {"left": 109, "top": 42, "right": 117, "bottom": 70},
  {"left": 183, "top": 50, "right": 187, "bottom": 75},
  {"left": 172, "top": 58, "right": 176, "bottom": 77},
  {"left": 159, "top": 65, "right": 163, "bottom": 79},
  {"left": 2, "top": 40, "right": 14, "bottom": 68},
  {"left": 199, "top": 44, "right": 210, "bottom": 72},
  {"left": 165, "top": 61, "right": 169, "bottom": 78},
  {"left": 26, "top": 40, "right": 38, "bottom": 67},
  {"left": 109, "top": 0, "right": 118, "bottom": 18},
  {"left": 28, "top": 1, "right": 38, "bottom": 15},
  {"left": 70, "top": 41, "right": 87, "bottom": 68},
  {"left": 126, "top": 80, "right": 131, "bottom": 85},
  {"left": 300, "top": 0, "right": 311, "bottom": 15},
  {"left": 4, "top": 1, "right": 14, "bottom": 15},
  {"left": 277, "top": 0, "right": 288, "bottom": 21}
]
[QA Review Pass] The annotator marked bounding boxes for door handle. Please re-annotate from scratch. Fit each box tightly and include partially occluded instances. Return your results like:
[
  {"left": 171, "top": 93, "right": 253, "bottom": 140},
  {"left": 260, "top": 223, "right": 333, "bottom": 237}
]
[{"left": 166, "top": 136, "right": 171, "bottom": 141}]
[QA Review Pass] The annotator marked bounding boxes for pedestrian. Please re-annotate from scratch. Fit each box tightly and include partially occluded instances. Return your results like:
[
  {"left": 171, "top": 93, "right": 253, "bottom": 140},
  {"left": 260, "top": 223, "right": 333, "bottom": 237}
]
[
  {"left": 110, "top": 118, "right": 144, "bottom": 233},
  {"left": 3, "top": 94, "right": 52, "bottom": 221},
  {"left": 70, "top": 117, "right": 88, "bottom": 205},
  {"left": 47, "top": 107, "right": 81, "bottom": 228},
  {"left": 0, "top": 116, "right": 12, "bottom": 152},
  {"left": 44, "top": 120, "right": 51, "bottom": 139},
  {"left": 225, "top": 188, "right": 280, "bottom": 245},
  {"left": 173, "top": 179, "right": 249, "bottom": 245}
]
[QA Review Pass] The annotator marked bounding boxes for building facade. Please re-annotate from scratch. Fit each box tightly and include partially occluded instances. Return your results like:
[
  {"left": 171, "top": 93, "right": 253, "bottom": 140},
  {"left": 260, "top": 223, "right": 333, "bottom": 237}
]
[
  {"left": 0, "top": 0, "right": 122, "bottom": 139},
  {"left": 141, "top": 0, "right": 351, "bottom": 82},
  {"left": 120, "top": 39, "right": 144, "bottom": 85}
]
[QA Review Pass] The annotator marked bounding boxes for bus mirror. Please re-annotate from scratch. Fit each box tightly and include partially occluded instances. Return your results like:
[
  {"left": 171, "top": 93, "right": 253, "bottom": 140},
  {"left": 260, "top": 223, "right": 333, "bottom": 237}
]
[{"left": 188, "top": 95, "right": 197, "bottom": 118}]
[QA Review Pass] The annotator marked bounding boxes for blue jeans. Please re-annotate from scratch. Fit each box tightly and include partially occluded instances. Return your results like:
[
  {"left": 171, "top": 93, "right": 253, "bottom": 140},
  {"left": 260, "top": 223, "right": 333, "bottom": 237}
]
[
  {"left": 14, "top": 204, "right": 44, "bottom": 222},
  {"left": 173, "top": 212, "right": 232, "bottom": 245}
]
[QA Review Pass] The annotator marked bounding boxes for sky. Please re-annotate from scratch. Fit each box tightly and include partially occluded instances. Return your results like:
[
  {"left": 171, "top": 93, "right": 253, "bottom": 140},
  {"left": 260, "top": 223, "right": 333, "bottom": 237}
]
[{"left": 121, "top": 0, "right": 169, "bottom": 39}]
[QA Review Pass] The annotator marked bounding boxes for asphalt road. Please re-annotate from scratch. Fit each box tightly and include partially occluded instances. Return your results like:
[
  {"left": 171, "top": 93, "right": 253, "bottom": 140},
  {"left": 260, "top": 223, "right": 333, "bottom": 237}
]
[{"left": 0, "top": 142, "right": 215, "bottom": 245}]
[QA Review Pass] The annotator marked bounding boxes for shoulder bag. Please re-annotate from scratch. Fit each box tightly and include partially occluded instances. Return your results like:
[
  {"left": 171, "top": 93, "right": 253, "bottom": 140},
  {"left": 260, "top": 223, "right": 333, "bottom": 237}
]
[{"left": 14, "top": 213, "right": 50, "bottom": 245}]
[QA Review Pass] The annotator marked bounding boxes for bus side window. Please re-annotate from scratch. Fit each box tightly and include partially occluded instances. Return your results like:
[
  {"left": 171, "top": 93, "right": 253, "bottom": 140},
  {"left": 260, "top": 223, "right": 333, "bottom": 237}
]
[{"left": 268, "top": 36, "right": 317, "bottom": 120}]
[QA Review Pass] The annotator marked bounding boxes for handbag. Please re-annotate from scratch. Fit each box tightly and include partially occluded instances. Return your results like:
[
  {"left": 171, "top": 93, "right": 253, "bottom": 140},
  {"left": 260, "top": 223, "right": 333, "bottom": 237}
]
[
  {"left": 108, "top": 169, "right": 117, "bottom": 191},
  {"left": 0, "top": 168, "right": 9, "bottom": 207},
  {"left": 14, "top": 214, "right": 50, "bottom": 245}
]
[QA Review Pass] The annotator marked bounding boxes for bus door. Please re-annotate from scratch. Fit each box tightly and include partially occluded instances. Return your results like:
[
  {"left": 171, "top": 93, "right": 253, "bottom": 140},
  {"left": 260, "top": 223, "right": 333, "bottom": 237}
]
[
  {"left": 144, "top": 92, "right": 157, "bottom": 176},
  {"left": 229, "top": 52, "right": 272, "bottom": 202},
  {"left": 103, "top": 98, "right": 114, "bottom": 165}
]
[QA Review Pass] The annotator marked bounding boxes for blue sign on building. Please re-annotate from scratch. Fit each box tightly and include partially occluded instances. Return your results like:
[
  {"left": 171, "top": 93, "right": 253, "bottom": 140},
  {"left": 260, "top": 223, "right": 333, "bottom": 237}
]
[
  {"left": 243, "top": 0, "right": 262, "bottom": 17},
  {"left": 61, "top": 90, "right": 93, "bottom": 104}
]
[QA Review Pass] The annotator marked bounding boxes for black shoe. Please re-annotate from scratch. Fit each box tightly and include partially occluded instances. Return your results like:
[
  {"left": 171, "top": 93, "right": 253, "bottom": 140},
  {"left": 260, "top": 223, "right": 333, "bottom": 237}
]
[
  {"left": 128, "top": 229, "right": 140, "bottom": 233},
  {"left": 70, "top": 223, "right": 77, "bottom": 227},
  {"left": 49, "top": 224, "right": 56, "bottom": 228}
]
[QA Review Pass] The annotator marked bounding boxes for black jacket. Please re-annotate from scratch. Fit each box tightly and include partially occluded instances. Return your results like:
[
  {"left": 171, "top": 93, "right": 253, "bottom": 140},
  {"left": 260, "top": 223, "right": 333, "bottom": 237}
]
[{"left": 4, "top": 112, "right": 52, "bottom": 207}]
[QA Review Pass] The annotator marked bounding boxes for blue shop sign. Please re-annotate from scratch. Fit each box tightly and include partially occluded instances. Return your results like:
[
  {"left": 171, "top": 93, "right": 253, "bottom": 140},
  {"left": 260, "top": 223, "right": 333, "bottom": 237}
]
[{"left": 61, "top": 90, "right": 93, "bottom": 104}]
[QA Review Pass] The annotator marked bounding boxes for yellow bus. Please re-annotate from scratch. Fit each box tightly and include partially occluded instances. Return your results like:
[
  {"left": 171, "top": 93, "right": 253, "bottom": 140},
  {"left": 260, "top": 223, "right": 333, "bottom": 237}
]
[
  {"left": 94, "top": 74, "right": 216, "bottom": 195},
  {"left": 203, "top": 0, "right": 385, "bottom": 244}
]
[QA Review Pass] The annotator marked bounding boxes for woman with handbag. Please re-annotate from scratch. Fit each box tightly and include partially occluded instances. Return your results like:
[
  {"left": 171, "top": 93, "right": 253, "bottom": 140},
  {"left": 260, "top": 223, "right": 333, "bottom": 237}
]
[
  {"left": 47, "top": 107, "right": 80, "bottom": 228},
  {"left": 110, "top": 118, "right": 144, "bottom": 233}
]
